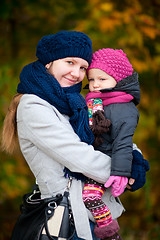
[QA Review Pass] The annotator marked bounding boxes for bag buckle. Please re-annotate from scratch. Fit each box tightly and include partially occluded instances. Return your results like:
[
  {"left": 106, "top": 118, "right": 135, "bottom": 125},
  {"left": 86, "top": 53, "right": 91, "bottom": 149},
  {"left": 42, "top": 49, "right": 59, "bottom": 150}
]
[{"left": 48, "top": 201, "right": 57, "bottom": 209}]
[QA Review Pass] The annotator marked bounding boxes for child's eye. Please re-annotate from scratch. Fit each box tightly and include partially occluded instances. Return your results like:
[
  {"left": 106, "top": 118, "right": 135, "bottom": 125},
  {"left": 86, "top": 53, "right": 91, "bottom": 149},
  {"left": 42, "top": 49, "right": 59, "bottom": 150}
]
[{"left": 100, "top": 78, "right": 106, "bottom": 81}]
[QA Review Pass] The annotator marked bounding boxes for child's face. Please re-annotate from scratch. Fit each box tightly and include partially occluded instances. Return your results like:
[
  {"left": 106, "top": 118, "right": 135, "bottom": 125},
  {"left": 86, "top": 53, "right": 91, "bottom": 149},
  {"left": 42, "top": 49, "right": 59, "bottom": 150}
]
[
  {"left": 45, "top": 57, "right": 88, "bottom": 87},
  {"left": 88, "top": 69, "right": 117, "bottom": 92}
]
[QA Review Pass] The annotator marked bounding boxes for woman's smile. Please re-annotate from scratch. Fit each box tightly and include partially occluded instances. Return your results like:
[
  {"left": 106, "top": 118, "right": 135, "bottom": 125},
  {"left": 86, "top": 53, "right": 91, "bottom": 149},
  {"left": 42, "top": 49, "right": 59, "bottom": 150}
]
[{"left": 63, "top": 76, "right": 78, "bottom": 84}]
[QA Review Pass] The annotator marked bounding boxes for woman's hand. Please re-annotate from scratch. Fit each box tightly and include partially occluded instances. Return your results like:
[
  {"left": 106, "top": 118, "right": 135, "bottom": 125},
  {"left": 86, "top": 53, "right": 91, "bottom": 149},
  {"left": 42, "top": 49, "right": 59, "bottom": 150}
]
[{"left": 127, "top": 150, "right": 150, "bottom": 192}]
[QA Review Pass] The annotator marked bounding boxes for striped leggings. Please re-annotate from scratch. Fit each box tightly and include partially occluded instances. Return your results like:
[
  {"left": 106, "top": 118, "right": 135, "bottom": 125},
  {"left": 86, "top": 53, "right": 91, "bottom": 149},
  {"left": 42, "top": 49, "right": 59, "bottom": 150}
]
[{"left": 82, "top": 178, "right": 113, "bottom": 228}]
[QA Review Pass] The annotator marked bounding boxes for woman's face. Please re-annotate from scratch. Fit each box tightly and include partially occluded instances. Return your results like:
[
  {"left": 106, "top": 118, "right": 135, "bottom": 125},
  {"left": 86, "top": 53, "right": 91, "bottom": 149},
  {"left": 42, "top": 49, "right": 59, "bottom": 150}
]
[
  {"left": 88, "top": 68, "right": 117, "bottom": 92},
  {"left": 45, "top": 57, "right": 89, "bottom": 87}
]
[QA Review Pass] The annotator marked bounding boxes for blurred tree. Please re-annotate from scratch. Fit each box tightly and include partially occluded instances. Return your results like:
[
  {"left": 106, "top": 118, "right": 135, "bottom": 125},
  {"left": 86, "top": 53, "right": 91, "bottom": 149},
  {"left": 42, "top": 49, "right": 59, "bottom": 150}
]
[{"left": 0, "top": 0, "right": 160, "bottom": 239}]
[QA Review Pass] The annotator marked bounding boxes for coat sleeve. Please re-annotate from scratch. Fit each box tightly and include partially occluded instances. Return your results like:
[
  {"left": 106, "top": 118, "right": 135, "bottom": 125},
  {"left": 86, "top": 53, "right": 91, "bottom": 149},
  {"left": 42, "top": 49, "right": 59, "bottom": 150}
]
[
  {"left": 17, "top": 95, "right": 111, "bottom": 184},
  {"left": 110, "top": 108, "right": 139, "bottom": 177}
]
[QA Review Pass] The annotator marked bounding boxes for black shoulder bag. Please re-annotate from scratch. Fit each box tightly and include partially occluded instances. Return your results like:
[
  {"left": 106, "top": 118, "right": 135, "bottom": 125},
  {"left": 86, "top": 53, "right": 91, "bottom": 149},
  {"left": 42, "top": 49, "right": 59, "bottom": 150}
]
[{"left": 11, "top": 178, "right": 75, "bottom": 240}]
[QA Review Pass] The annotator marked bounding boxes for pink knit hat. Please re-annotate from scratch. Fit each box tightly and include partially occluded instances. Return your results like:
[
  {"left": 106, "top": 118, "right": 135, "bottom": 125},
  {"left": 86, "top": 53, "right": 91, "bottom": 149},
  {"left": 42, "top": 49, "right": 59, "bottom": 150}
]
[{"left": 87, "top": 48, "right": 133, "bottom": 82}]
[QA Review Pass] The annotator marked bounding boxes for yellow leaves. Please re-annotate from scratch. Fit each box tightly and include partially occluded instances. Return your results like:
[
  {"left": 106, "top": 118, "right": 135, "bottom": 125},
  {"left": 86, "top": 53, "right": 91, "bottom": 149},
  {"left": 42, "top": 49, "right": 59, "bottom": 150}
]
[
  {"left": 130, "top": 48, "right": 158, "bottom": 73},
  {"left": 99, "top": 16, "right": 121, "bottom": 32},
  {"left": 3, "top": 162, "right": 15, "bottom": 175},
  {"left": 0, "top": 172, "right": 31, "bottom": 200},
  {"left": 131, "top": 58, "right": 149, "bottom": 73},
  {"left": 140, "top": 91, "right": 150, "bottom": 109},
  {"left": 134, "top": 110, "right": 156, "bottom": 146},
  {"left": 139, "top": 14, "right": 155, "bottom": 26},
  {"left": 88, "top": 0, "right": 100, "bottom": 5},
  {"left": 136, "top": 14, "right": 159, "bottom": 39},
  {"left": 134, "top": 13, "right": 159, "bottom": 39},
  {"left": 127, "top": 27, "right": 142, "bottom": 47},
  {"left": 88, "top": 1, "right": 160, "bottom": 41},
  {"left": 140, "top": 26, "right": 158, "bottom": 39},
  {"left": 0, "top": 152, "right": 33, "bottom": 201},
  {"left": 134, "top": 87, "right": 160, "bottom": 149},
  {"left": 100, "top": 2, "right": 113, "bottom": 12},
  {"left": 1, "top": 181, "right": 20, "bottom": 199},
  {"left": 125, "top": 28, "right": 144, "bottom": 47},
  {"left": 74, "top": 21, "right": 86, "bottom": 32},
  {"left": 154, "top": 55, "right": 160, "bottom": 69}
]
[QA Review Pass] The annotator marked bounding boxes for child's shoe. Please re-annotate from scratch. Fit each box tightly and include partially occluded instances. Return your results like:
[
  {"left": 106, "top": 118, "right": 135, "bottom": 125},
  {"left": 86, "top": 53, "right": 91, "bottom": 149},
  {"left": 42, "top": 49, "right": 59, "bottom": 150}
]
[{"left": 94, "top": 219, "right": 119, "bottom": 239}]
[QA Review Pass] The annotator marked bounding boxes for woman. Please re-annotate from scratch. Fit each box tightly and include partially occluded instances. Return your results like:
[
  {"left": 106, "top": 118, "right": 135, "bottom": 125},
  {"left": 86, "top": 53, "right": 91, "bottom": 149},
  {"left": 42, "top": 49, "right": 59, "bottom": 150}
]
[{"left": 2, "top": 31, "right": 147, "bottom": 240}]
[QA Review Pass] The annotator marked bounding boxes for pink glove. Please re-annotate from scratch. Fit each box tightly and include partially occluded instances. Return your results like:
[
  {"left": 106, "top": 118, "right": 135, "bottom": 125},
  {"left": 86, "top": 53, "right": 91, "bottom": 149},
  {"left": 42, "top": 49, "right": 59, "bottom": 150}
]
[{"left": 104, "top": 176, "right": 128, "bottom": 197}]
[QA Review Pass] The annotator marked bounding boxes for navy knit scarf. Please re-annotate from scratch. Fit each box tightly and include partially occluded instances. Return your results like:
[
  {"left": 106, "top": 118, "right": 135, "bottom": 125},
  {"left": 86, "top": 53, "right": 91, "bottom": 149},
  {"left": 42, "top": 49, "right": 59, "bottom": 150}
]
[{"left": 17, "top": 60, "right": 94, "bottom": 180}]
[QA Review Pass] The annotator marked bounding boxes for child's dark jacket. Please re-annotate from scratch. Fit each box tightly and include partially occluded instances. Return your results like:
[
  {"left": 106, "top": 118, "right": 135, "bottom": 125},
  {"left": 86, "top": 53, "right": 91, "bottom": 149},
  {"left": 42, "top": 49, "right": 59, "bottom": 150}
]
[{"left": 95, "top": 72, "right": 140, "bottom": 177}]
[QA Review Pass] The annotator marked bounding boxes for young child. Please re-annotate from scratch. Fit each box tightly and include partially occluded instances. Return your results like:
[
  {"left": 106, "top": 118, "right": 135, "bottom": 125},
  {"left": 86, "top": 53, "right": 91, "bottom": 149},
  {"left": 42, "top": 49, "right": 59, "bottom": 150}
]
[{"left": 82, "top": 48, "right": 147, "bottom": 240}]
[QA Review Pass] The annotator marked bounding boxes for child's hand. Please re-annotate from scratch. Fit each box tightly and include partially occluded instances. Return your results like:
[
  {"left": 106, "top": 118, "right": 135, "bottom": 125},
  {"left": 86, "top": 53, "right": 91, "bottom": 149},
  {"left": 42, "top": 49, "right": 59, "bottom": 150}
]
[{"left": 104, "top": 176, "right": 128, "bottom": 197}]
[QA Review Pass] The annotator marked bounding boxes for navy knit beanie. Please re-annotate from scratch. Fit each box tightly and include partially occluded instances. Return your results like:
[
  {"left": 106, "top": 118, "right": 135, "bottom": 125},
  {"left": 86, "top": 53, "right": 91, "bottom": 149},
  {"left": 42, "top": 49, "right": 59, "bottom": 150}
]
[{"left": 36, "top": 31, "right": 93, "bottom": 65}]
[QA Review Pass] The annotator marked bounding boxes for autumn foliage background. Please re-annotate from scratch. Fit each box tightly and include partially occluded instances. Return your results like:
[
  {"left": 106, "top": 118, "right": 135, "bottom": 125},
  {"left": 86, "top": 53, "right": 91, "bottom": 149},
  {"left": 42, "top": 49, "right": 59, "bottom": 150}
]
[{"left": 0, "top": 0, "right": 160, "bottom": 239}]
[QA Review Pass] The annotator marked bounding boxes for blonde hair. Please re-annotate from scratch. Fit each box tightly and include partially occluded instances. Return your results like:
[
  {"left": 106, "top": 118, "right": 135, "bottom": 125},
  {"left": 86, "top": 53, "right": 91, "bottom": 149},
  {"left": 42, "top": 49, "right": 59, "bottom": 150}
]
[{"left": 1, "top": 93, "right": 23, "bottom": 154}]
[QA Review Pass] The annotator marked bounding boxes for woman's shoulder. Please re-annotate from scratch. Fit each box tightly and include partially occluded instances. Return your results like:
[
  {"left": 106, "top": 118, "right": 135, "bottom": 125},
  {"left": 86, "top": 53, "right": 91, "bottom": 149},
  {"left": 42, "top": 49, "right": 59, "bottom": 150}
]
[
  {"left": 17, "top": 94, "right": 69, "bottom": 123},
  {"left": 19, "top": 94, "right": 50, "bottom": 106},
  {"left": 17, "top": 94, "right": 56, "bottom": 120},
  {"left": 18, "top": 94, "right": 57, "bottom": 114}
]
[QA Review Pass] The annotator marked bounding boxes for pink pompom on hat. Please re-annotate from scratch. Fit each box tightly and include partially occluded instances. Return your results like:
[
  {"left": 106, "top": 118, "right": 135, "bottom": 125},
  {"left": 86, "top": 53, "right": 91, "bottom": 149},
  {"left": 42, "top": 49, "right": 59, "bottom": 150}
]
[{"left": 87, "top": 48, "right": 133, "bottom": 82}]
